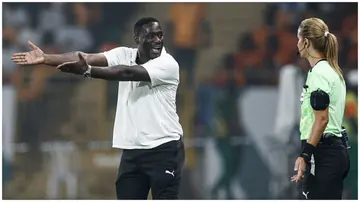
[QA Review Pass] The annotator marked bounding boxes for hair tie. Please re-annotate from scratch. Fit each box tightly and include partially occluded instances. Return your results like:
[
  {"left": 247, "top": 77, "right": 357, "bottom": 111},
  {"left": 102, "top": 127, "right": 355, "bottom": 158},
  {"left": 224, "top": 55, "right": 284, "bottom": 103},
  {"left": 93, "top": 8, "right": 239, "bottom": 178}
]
[{"left": 324, "top": 31, "right": 330, "bottom": 37}]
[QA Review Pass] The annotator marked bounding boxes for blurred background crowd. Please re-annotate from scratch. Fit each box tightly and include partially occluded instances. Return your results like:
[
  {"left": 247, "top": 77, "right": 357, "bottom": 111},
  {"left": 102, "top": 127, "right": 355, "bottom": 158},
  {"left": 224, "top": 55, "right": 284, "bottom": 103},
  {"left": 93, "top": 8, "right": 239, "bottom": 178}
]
[{"left": 2, "top": 2, "right": 358, "bottom": 199}]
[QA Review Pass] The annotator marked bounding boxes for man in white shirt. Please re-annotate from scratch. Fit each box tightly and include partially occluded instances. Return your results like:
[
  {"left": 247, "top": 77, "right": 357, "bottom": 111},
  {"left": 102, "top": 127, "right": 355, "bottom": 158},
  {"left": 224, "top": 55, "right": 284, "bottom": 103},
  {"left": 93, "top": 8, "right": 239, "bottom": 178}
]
[{"left": 12, "top": 17, "right": 185, "bottom": 199}]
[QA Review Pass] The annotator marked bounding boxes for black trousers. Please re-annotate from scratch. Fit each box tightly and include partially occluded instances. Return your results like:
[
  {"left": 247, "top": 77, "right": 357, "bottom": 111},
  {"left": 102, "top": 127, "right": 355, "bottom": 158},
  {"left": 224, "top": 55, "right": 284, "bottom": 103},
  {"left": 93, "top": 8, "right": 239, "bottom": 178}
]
[
  {"left": 300, "top": 137, "right": 350, "bottom": 199},
  {"left": 116, "top": 139, "right": 185, "bottom": 199}
]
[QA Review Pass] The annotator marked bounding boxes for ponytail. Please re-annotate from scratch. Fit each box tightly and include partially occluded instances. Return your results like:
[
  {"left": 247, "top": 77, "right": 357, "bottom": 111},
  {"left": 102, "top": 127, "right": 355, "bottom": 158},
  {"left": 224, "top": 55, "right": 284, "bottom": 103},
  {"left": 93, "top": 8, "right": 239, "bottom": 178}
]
[{"left": 325, "top": 33, "right": 344, "bottom": 80}]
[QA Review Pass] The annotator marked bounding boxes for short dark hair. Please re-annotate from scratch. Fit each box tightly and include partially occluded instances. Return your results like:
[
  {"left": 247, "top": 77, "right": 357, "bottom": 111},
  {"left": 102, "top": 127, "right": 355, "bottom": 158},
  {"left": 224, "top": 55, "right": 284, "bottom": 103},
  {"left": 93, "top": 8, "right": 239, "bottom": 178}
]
[{"left": 134, "top": 17, "right": 159, "bottom": 36}]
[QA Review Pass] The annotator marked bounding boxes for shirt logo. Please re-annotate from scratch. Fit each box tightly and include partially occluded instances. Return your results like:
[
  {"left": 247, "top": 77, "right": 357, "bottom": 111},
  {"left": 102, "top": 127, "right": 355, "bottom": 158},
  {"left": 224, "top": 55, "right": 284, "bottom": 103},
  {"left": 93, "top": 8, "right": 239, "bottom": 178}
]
[
  {"left": 300, "top": 92, "right": 304, "bottom": 105},
  {"left": 300, "top": 84, "right": 309, "bottom": 105},
  {"left": 165, "top": 170, "right": 175, "bottom": 177}
]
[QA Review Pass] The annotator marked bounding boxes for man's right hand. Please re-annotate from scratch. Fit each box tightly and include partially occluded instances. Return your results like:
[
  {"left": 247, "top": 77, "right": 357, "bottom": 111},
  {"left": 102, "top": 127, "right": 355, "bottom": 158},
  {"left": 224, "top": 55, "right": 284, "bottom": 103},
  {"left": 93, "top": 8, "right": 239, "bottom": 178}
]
[{"left": 11, "top": 40, "right": 45, "bottom": 65}]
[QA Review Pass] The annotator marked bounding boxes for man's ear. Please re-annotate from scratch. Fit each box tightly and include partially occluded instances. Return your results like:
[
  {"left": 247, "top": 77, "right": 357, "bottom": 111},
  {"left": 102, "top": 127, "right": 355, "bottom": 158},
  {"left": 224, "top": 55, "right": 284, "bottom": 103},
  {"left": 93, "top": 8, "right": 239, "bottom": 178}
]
[{"left": 134, "top": 35, "right": 139, "bottom": 44}]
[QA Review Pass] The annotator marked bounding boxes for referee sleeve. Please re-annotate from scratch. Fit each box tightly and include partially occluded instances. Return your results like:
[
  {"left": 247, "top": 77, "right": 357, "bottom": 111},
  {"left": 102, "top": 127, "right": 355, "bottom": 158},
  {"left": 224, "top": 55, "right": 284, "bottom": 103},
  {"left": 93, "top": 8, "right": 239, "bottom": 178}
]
[
  {"left": 308, "top": 71, "right": 331, "bottom": 94},
  {"left": 142, "top": 54, "right": 179, "bottom": 87}
]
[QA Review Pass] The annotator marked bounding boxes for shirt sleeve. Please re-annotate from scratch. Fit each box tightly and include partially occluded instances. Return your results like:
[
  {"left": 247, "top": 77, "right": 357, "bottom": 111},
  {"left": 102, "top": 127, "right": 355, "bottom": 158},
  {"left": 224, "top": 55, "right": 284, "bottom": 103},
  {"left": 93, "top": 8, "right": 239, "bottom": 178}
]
[
  {"left": 103, "top": 47, "right": 127, "bottom": 67},
  {"left": 141, "top": 54, "right": 179, "bottom": 87},
  {"left": 308, "top": 71, "right": 331, "bottom": 94}
]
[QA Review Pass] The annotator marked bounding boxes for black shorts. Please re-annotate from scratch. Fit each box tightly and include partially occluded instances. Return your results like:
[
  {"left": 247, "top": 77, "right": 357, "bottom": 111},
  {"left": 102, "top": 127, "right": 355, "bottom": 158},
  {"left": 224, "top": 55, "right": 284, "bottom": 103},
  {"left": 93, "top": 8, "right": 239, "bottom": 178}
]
[
  {"left": 115, "top": 139, "right": 185, "bottom": 199},
  {"left": 300, "top": 136, "right": 350, "bottom": 199}
]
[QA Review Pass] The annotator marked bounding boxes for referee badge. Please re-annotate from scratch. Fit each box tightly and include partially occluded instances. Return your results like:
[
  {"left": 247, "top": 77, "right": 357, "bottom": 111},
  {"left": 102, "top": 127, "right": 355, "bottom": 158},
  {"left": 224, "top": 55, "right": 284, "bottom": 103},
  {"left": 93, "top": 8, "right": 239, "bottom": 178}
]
[{"left": 300, "top": 92, "right": 304, "bottom": 105}]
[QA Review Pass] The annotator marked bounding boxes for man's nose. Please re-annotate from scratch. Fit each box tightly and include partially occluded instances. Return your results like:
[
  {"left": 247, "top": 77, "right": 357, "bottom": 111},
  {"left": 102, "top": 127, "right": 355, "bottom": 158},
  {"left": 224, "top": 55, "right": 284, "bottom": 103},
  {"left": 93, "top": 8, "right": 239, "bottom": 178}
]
[{"left": 153, "top": 36, "right": 161, "bottom": 43}]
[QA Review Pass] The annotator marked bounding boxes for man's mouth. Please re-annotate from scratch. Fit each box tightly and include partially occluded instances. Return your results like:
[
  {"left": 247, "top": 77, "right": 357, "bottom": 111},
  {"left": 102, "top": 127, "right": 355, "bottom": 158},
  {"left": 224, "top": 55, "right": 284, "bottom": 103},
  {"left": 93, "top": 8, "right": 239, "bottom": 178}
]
[{"left": 151, "top": 46, "right": 162, "bottom": 54}]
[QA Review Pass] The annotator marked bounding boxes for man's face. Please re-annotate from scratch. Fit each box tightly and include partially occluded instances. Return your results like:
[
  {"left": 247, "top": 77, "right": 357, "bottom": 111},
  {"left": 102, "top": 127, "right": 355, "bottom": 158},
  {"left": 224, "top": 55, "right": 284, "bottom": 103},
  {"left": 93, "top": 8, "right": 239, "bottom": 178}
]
[{"left": 138, "top": 22, "right": 164, "bottom": 59}]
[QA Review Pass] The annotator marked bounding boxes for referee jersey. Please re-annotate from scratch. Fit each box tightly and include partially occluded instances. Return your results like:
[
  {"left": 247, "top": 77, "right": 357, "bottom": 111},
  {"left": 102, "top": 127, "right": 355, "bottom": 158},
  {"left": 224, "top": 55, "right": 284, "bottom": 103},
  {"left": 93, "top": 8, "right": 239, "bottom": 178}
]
[{"left": 299, "top": 60, "right": 346, "bottom": 140}]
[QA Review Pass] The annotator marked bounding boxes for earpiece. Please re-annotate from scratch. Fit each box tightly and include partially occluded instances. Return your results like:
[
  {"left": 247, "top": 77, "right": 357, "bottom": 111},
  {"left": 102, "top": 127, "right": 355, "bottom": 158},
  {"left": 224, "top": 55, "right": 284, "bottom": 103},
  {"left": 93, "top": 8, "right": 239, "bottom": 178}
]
[{"left": 298, "top": 43, "right": 306, "bottom": 55}]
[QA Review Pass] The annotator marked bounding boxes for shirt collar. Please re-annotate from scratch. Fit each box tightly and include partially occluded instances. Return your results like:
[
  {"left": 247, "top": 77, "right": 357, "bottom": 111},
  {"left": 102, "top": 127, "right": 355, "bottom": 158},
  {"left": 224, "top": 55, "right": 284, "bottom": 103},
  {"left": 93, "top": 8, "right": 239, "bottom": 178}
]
[{"left": 131, "top": 47, "right": 167, "bottom": 64}]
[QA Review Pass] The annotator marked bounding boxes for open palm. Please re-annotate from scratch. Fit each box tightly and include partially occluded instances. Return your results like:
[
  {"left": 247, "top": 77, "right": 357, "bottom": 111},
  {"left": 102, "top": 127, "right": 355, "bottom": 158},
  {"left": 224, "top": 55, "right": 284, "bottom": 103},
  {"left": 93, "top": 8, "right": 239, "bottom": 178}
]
[{"left": 11, "top": 41, "right": 45, "bottom": 65}]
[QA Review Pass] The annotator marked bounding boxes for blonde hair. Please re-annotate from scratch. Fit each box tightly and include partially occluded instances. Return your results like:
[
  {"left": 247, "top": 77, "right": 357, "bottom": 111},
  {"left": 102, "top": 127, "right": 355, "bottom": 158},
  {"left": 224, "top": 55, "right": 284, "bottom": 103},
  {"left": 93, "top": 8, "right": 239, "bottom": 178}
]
[{"left": 298, "top": 18, "right": 343, "bottom": 80}]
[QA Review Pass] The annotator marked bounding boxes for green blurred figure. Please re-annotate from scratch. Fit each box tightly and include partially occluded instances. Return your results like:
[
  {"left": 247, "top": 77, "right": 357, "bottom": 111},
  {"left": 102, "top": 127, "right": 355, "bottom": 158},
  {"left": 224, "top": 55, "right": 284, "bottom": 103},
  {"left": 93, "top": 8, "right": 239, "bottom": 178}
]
[
  {"left": 210, "top": 69, "right": 244, "bottom": 199},
  {"left": 342, "top": 90, "right": 358, "bottom": 199}
]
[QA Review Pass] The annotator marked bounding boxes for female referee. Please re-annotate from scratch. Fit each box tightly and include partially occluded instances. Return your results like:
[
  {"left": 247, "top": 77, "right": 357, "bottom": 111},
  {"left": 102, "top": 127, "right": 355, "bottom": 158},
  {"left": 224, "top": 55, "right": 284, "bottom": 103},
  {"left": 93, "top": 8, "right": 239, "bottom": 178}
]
[{"left": 291, "top": 18, "right": 350, "bottom": 199}]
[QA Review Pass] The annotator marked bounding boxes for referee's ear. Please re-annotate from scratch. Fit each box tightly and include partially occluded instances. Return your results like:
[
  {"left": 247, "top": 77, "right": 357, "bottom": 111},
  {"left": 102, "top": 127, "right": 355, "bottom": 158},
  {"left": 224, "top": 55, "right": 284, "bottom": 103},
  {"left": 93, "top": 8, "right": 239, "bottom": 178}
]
[{"left": 305, "top": 38, "right": 310, "bottom": 48}]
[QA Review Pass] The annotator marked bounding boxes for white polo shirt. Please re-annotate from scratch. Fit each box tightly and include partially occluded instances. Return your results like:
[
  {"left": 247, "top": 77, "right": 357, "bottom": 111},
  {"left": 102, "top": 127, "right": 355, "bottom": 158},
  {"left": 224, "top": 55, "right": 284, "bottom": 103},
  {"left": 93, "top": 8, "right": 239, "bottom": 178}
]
[{"left": 103, "top": 47, "right": 183, "bottom": 149}]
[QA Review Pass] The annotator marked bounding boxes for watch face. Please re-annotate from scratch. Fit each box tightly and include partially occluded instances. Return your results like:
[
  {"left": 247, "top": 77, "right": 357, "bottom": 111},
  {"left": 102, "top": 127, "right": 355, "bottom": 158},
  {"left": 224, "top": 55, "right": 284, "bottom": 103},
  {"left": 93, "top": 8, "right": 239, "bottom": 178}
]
[
  {"left": 84, "top": 65, "right": 91, "bottom": 78},
  {"left": 84, "top": 72, "right": 91, "bottom": 78}
]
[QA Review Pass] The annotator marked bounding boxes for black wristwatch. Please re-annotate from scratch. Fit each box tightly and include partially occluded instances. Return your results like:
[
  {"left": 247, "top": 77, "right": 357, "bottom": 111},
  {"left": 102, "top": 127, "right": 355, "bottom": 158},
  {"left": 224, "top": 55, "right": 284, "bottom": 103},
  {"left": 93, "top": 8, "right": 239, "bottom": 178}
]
[{"left": 83, "top": 65, "right": 92, "bottom": 78}]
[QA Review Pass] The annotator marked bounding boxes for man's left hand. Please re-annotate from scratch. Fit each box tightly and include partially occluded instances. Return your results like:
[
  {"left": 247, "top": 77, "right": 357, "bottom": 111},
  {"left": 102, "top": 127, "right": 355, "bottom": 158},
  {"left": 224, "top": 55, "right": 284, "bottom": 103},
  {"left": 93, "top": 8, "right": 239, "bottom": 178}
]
[
  {"left": 291, "top": 157, "right": 306, "bottom": 182},
  {"left": 57, "top": 53, "right": 88, "bottom": 75}
]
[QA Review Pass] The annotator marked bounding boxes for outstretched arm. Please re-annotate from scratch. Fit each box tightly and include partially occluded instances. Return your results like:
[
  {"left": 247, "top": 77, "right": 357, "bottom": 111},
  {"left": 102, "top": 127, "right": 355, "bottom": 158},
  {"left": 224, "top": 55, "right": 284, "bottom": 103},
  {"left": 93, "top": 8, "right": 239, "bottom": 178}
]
[
  {"left": 90, "top": 65, "right": 150, "bottom": 81},
  {"left": 11, "top": 41, "right": 109, "bottom": 67},
  {"left": 57, "top": 53, "right": 150, "bottom": 82},
  {"left": 43, "top": 52, "right": 108, "bottom": 67},
  {"left": 57, "top": 52, "right": 179, "bottom": 85}
]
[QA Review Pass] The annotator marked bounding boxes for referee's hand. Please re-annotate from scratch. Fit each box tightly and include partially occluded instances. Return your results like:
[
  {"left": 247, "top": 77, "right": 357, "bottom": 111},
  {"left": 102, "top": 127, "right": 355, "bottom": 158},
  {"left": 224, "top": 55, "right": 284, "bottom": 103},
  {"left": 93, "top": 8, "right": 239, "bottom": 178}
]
[{"left": 291, "top": 157, "right": 306, "bottom": 183}]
